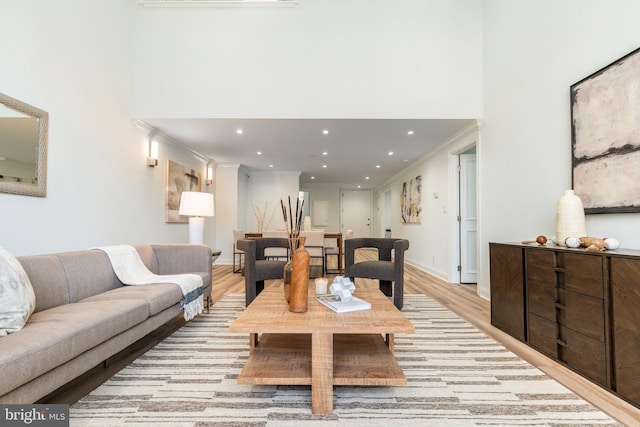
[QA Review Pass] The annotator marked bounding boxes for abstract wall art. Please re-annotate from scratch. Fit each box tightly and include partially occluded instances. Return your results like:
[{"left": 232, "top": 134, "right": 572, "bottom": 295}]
[
  {"left": 571, "top": 47, "right": 640, "bottom": 213},
  {"left": 401, "top": 175, "right": 422, "bottom": 223}
]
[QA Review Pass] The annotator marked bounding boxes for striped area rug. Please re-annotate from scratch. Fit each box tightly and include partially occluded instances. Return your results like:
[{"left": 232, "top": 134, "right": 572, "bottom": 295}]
[{"left": 70, "top": 294, "right": 621, "bottom": 426}]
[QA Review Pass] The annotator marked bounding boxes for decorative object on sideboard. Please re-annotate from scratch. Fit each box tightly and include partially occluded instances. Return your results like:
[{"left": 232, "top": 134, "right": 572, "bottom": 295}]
[
  {"left": 556, "top": 190, "right": 586, "bottom": 246},
  {"left": 564, "top": 236, "right": 620, "bottom": 251},
  {"left": 604, "top": 237, "right": 620, "bottom": 250},
  {"left": 565, "top": 236, "right": 581, "bottom": 248},
  {"left": 178, "top": 191, "right": 214, "bottom": 244},
  {"left": 303, "top": 215, "right": 311, "bottom": 231},
  {"left": 522, "top": 235, "right": 548, "bottom": 246}
]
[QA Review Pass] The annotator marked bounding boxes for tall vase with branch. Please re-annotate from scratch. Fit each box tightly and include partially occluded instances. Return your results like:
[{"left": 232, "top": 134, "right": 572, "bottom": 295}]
[
  {"left": 281, "top": 196, "right": 310, "bottom": 313},
  {"left": 251, "top": 201, "right": 276, "bottom": 232}
]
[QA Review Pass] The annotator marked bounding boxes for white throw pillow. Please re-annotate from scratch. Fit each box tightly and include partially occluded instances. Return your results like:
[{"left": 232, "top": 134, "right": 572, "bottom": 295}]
[{"left": 0, "top": 246, "right": 36, "bottom": 336}]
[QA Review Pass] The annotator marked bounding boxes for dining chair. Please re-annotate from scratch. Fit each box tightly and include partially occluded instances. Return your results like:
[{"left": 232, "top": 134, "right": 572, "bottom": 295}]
[
  {"left": 325, "top": 229, "right": 353, "bottom": 274},
  {"left": 300, "top": 229, "right": 325, "bottom": 277},
  {"left": 232, "top": 229, "right": 244, "bottom": 273},
  {"left": 262, "top": 230, "right": 289, "bottom": 260}
]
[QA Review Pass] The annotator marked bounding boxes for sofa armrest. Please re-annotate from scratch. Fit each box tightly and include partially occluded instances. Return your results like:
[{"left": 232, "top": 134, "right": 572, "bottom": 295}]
[{"left": 150, "top": 244, "right": 212, "bottom": 294}]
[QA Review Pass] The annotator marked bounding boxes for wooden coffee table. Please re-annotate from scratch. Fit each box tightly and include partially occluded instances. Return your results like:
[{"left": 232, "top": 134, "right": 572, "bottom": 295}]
[{"left": 229, "top": 285, "right": 415, "bottom": 414}]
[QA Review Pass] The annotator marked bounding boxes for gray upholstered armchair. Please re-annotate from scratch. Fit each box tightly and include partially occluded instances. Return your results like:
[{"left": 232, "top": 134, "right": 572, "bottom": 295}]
[
  {"left": 345, "top": 238, "right": 409, "bottom": 310},
  {"left": 237, "top": 237, "right": 289, "bottom": 306}
]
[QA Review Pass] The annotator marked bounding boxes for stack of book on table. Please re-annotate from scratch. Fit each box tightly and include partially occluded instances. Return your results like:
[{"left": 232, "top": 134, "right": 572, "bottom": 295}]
[{"left": 317, "top": 294, "right": 371, "bottom": 313}]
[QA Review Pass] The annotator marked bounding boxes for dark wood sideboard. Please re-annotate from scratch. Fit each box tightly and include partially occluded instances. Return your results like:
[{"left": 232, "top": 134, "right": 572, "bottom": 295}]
[{"left": 490, "top": 242, "right": 640, "bottom": 408}]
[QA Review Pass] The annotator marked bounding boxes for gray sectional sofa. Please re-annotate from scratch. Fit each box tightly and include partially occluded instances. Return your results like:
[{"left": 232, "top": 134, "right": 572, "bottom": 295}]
[{"left": 0, "top": 244, "right": 212, "bottom": 404}]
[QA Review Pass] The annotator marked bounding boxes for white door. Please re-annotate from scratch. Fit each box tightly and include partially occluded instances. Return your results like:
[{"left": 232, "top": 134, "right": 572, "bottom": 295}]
[
  {"left": 459, "top": 153, "right": 477, "bottom": 283},
  {"left": 341, "top": 190, "right": 372, "bottom": 237}
]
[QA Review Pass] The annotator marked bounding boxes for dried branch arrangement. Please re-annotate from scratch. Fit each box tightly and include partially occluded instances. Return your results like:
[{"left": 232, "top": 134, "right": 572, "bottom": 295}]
[
  {"left": 280, "top": 196, "right": 304, "bottom": 251},
  {"left": 251, "top": 201, "right": 275, "bottom": 232}
]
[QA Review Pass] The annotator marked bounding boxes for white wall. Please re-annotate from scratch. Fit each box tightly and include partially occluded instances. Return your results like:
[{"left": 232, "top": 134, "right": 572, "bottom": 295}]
[
  {"left": 481, "top": 0, "right": 640, "bottom": 299},
  {"left": 129, "top": 0, "right": 484, "bottom": 262},
  {"left": 378, "top": 124, "right": 479, "bottom": 281},
  {"left": 244, "top": 170, "right": 300, "bottom": 232},
  {"left": 0, "top": 0, "right": 209, "bottom": 256},
  {"left": 130, "top": 0, "right": 483, "bottom": 119},
  {"left": 300, "top": 183, "right": 341, "bottom": 233},
  {"left": 214, "top": 164, "right": 240, "bottom": 265}
]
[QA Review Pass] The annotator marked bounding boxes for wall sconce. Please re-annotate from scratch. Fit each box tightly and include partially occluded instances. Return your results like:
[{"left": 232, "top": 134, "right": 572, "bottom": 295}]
[
  {"left": 206, "top": 163, "right": 213, "bottom": 185},
  {"left": 147, "top": 140, "right": 159, "bottom": 167}
]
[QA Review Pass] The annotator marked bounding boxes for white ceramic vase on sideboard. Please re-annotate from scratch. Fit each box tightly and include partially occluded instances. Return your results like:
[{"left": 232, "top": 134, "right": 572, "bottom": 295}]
[{"left": 556, "top": 189, "right": 586, "bottom": 247}]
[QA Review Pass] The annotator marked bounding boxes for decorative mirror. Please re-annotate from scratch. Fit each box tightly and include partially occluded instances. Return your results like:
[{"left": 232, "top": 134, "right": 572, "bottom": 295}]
[{"left": 0, "top": 92, "right": 48, "bottom": 197}]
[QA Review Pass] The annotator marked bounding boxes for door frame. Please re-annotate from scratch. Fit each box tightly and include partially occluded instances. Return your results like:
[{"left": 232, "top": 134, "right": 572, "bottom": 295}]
[
  {"left": 448, "top": 129, "right": 480, "bottom": 284},
  {"left": 340, "top": 189, "right": 373, "bottom": 238}
]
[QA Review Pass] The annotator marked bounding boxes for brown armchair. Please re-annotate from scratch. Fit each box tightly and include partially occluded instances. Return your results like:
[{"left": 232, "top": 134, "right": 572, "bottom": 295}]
[
  {"left": 237, "top": 237, "right": 289, "bottom": 306},
  {"left": 345, "top": 238, "right": 409, "bottom": 310}
]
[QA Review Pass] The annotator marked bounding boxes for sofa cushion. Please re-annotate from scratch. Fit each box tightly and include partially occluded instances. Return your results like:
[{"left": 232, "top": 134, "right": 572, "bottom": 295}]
[
  {"left": 18, "top": 254, "right": 71, "bottom": 313},
  {"left": 0, "top": 299, "right": 148, "bottom": 397},
  {"left": 78, "top": 283, "right": 182, "bottom": 316},
  {"left": 56, "top": 251, "right": 123, "bottom": 302},
  {"left": 0, "top": 247, "right": 36, "bottom": 336}
]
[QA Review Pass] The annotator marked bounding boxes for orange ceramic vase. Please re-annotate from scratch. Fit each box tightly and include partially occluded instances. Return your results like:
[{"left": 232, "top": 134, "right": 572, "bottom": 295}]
[{"left": 288, "top": 241, "right": 310, "bottom": 313}]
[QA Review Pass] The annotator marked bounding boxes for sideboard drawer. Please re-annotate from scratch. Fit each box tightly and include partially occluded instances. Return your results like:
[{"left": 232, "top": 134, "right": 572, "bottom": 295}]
[
  {"left": 526, "top": 249, "right": 556, "bottom": 286},
  {"left": 528, "top": 313, "right": 558, "bottom": 358},
  {"left": 564, "top": 291, "right": 604, "bottom": 341},
  {"left": 565, "top": 253, "right": 604, "bottom": 299},
  {"left": 565, "top": 329, "right": 607, "bottom": 386},
  {"left": 527, "top": 282, "right": 556, "bottom": 322}
]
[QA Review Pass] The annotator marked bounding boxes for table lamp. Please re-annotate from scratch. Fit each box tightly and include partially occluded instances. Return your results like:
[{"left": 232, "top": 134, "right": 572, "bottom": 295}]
[{"left": 178, "top": 191, "right": 214, "bottom": 244}]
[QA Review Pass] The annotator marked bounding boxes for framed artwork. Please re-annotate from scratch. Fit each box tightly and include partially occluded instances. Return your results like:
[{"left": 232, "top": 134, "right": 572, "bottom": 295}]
[
  {"left": 401, "top": 175, "right": 422, "bottom": 224},
  {"left": 571, "top": 47, "right": 640, "bottom": 214},
  {"left": 166, "top": 160, "right": 202, "bottom": 223}
]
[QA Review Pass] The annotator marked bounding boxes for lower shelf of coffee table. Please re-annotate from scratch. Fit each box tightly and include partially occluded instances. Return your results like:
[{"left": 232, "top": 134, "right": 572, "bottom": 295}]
[{"left": 237, "top": 333, "right": 407, "bottom": 386}]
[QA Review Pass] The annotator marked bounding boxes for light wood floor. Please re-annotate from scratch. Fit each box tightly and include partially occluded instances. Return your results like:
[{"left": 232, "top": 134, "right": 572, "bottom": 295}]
[{"left": 44, "top": 251, "right": 640, "bottom": 425}]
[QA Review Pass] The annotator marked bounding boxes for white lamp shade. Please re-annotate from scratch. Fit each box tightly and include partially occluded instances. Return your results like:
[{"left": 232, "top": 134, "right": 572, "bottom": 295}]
[{"left": 179, "top": 192, "right": 214, "bottom": 217}]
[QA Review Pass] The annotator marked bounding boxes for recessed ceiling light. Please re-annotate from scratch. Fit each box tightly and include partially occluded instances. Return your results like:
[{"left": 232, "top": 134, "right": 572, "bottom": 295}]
[
  {"left": 388, "top": 151, "right": 394, "bottom": 156},
  {"left": 322, "top": 129, "right": 329, "bottom": 135},
  {"left": 311, "top": 176, "right": 315, "bottom": 179},
  {"left": 322, "top": 151, "right": 328, "bottom": 156},
  {"left": 365, "top": 176, "right": 370, "bottom": 180},
  {"left": 257, "top": 151, "right": 262, "bottom": 155},
  {"left": 357, "top": 185, "right": 361, "bottom": 188},
  {"left": 376, "top": 165, "right": 381, "bottom": 168},
  {"left": 269, "top": 164, "right": 274, "bottom": 168},
  {"left": 407, "top": 130, "right": 415, "bottom": 135},
  {"left": 236, "top": 129, "right": 243, "bottom": 135},
  {"left": 322, "top": 164, "right": 327, "bottom": 168},
  {"left": 403, "top": 159, "right": 409, "bottom": 162}
]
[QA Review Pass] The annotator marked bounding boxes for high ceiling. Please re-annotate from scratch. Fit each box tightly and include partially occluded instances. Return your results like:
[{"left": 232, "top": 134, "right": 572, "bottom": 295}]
[{"left": 142, "top": 118, "right": 475, "bottom": 189}]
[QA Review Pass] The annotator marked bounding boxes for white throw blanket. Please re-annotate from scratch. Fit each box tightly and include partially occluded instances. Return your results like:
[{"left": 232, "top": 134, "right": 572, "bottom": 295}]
[{"left": 95, "top": 245, "right": 204, "bottom": 321}]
